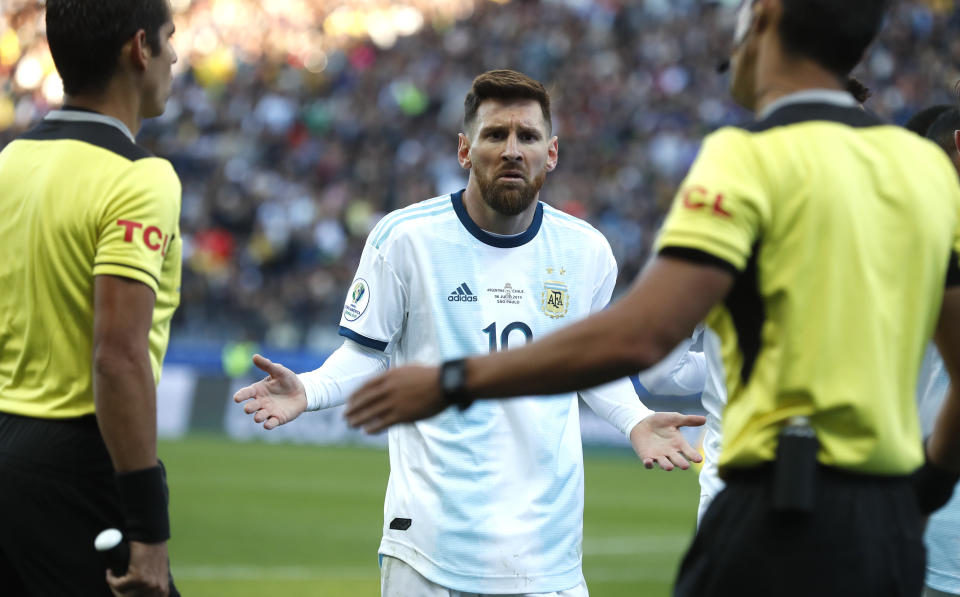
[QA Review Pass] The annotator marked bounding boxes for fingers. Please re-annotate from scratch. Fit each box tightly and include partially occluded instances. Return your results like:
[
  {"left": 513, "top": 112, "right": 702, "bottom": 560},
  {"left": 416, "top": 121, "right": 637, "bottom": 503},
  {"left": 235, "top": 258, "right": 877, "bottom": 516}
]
[
  {"left": 344, "top": 378, "right": 383, "bottom": 421},
  {"left": 669, "top": 452, "right": 692, "bottom": 470},
  {"left": 252, "top": 353, "right": 285, "bottom": 378},
  {"left": 680, "top": 441, "right": 704, "bottom": 464},
  {"left": 347, "top": 396, "right": 395, "bottom": 433},
  {"left": 233, "top": 384, "right": 259, "bottom": 403},
  {"left": 242, "top": 399, "right": 262, "bottom": 414},
  {"left": 656, "top": 456, "right": 675, "bottom": 472},
  {"left": 678, "top": 414, "right": 707, "bottom": 428},
  {"left": 264, "top": 416, "right": 281, "bottom": 430}
]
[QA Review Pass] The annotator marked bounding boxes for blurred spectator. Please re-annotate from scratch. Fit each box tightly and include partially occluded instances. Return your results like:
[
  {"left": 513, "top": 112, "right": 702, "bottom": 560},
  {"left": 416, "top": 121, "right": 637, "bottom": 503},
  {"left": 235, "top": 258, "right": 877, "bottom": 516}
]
[{"left": 2, "top": 0, "right": 958, "bottom": 351}]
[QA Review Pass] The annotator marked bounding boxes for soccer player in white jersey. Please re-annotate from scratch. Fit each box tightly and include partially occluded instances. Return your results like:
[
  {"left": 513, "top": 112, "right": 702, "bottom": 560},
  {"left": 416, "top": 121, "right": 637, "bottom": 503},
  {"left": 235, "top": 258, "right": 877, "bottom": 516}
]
[
  {"left": 912, "top": 106, "right": 960, "bottom": 597},
  {"left": 233, "top": 70, "right": 706, "bottom": 597}
]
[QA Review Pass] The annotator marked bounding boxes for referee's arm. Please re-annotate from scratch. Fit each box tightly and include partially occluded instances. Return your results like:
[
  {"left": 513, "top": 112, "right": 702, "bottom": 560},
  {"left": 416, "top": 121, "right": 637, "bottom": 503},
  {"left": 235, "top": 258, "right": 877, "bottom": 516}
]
[
  {"left": 93, "top": 274, "right": 170, "bottom": 595},
  {"left": 929, "top": 286, "right": 960, "bottom": 471}
]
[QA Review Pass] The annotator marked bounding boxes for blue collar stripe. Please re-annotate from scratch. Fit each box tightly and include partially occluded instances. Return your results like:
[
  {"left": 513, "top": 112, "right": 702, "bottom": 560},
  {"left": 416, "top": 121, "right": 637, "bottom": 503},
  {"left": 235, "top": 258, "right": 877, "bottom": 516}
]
[{"left": 451, "top": 189, "right": 543, "bottom": 248}]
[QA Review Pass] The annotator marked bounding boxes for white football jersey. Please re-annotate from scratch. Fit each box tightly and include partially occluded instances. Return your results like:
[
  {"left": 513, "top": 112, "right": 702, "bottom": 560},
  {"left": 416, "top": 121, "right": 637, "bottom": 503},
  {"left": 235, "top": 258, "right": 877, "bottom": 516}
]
[
  {"left": 697, "top": 326, "right": 729, "bottom": 516},
  {"left": 340, "top": 190, "right": 625, "bottom": 593},
  {"left": 915, "top": 345, "right": 960, "bottom": 594}
]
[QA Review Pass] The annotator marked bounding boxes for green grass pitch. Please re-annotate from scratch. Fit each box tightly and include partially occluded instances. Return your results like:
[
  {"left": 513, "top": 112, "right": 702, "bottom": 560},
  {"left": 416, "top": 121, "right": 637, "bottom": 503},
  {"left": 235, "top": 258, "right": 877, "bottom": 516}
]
[{"left": 161, "top": 436, "right": 701, "bottom": 596}]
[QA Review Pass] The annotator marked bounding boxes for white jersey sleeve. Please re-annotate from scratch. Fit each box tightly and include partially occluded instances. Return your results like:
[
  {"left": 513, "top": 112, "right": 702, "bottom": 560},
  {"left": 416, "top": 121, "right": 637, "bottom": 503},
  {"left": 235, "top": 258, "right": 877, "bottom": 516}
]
[
  {"left": 635, "top": 334, "right": 707, "bottom": 397},
  {"left": 338, "top": 239, "right": 408, "bottom": 353},
  {"left": 297, "top": 339, "right": 390, "bottom": 411}
]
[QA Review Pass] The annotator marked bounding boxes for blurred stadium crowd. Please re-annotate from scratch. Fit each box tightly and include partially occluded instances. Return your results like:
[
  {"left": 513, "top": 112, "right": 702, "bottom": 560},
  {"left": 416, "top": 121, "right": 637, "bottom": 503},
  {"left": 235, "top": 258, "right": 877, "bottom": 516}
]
[{"left": 1, "top": 0, "right": 958, "bottom": 352}]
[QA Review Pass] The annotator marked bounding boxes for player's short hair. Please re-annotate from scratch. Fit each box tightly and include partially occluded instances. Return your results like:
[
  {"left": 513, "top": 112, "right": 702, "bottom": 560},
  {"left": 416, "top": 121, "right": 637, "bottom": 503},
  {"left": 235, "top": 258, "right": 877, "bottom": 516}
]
[
  {"left": 925, "top": 108, "right": 960, "bottom": 156},
  {"left": 904, "top": 105, "right": 953, "bottom": 136},
  {"left": 778, "top": 0, "right": 890, "bottom": 78},
  {"left": 463, "top": 70, "right": 552, "bottom": 135},
  {"left": 46, "top": 0, "right": 171, "bottom": 96}
]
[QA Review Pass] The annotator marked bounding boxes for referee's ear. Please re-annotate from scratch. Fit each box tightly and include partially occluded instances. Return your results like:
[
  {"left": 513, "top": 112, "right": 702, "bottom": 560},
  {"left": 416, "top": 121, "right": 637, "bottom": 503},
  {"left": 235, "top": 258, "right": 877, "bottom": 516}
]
[{"left": 127, "top": 29, "right": 151, "bottom": 73}]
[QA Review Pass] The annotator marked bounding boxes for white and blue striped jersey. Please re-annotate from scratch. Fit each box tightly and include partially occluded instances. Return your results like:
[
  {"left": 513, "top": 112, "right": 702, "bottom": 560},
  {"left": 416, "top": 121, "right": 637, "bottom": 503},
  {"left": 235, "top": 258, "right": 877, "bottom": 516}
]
[
  {"left": 340, "top": 190, "right": 647, "bottom": 594},
  {"left": 916, "top": 345, "right": 960, "bottom": 595}
]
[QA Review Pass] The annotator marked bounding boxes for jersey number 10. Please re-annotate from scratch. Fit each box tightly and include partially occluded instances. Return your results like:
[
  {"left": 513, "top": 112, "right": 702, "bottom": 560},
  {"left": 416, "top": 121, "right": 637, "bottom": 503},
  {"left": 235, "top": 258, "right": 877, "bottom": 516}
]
[{"left": 482, "top": 321, "right": 533, "bottom": 353}]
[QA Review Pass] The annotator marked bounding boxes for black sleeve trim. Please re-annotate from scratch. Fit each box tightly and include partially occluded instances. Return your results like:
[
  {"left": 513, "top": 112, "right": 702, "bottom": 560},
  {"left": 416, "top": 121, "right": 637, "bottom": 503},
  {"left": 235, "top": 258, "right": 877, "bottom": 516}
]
[
  {"left": 93, "top": 262, "right": 160, "bottom": 287},
  {"left": 339, "top": 326, "right": 388, "bottom": 352},
  {"left": 658, "top": 246, "right": 740, "bottom": 277},
  {"left": 947, "top": 250, "right": 960, "bottom": 288}
]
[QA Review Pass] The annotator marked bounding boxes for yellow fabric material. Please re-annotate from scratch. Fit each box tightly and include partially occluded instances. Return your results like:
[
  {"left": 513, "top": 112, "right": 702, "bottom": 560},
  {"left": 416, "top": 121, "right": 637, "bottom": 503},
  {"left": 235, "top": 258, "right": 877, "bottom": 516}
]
[
  {"left": 0, "top": 131, "right": 181, "bottom": 418},
  {"left": 657, "top": 119, "right": 960, "bottom": 475}
]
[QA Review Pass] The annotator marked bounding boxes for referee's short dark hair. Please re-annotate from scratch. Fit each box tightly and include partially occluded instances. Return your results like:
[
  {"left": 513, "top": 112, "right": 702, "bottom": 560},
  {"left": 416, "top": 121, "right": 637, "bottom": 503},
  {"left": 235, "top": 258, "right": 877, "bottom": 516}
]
[
  {"left": 926, "top": 108, "right": 960, "bottom": 156},
  {"left": 779, "top": 0, "right": 890, "bottom": 78},
  {"left": 45, "top": 0, "right": 171, "bottom": 96}
]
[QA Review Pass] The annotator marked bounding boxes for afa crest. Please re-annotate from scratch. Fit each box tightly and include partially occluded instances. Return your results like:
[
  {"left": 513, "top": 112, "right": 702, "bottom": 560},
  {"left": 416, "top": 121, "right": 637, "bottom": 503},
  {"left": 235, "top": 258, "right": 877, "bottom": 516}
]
[{"left": 541, "top": 280, "right": 569, "bottom": 319}]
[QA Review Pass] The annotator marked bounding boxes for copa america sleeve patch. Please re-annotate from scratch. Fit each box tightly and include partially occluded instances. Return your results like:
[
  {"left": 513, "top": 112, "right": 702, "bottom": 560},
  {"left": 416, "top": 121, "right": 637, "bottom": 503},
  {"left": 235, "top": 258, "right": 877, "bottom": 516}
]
[{"left": 343, "top": 279, "right": 371, "bottom": 322}]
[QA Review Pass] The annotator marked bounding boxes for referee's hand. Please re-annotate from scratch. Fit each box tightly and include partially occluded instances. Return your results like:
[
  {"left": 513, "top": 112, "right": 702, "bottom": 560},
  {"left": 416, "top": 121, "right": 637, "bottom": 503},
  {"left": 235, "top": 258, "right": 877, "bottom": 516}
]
[{"left": 106, "top": 541, "right": 169, "bottom": 596}]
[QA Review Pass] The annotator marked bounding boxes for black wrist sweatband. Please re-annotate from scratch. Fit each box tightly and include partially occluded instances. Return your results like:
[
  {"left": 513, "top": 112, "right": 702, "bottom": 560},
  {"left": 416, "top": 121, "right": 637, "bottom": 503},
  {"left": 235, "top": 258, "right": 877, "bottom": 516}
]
[
  {"left": 115, "top": 463, "right": 170, "bottom": 543},
  {"left": 912, "top": 453, "right": 960, "bottom": 516}
]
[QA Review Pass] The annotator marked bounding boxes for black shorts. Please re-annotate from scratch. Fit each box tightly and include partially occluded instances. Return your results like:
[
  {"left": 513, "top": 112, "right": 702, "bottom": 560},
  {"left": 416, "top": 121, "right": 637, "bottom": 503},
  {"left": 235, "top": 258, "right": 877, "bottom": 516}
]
[
  {"left": 0, "top": 411, "right": 179, "bottom": 597},
  {"left": 675, "top": 464, "right": 925, "bottom": 597}
]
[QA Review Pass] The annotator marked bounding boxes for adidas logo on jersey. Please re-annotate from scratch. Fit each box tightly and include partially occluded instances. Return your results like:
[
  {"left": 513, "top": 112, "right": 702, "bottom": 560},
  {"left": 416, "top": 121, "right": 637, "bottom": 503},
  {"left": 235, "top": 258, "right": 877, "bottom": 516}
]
[{"left": 448, "top": 283, "right": 478, "bottom": 302}]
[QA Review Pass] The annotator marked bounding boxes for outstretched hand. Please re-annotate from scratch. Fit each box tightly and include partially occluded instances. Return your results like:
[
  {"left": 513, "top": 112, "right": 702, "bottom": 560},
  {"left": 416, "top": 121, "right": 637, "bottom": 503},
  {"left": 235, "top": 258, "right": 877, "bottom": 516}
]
[
  {"left": 630, "top": 412, "right": 706, "bottom": 471},
  {"left": 345, "top": 365, "right": 444, "bottom": 433},
  {"left": 233, "top": 354, "right": 307, "bottom": 430}
]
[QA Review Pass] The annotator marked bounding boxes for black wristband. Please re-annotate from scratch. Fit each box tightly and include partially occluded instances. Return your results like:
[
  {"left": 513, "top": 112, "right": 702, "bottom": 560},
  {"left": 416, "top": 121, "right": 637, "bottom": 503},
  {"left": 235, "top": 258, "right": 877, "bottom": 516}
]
[
  {"left": 912, "top": 453, "right": 960, "bottom": 516},
  {"left": 439, "top": 358, "right": 474, "bottom": 410},
  {"left": 115, "top": 462, "right": 170, "bottom": 543}
]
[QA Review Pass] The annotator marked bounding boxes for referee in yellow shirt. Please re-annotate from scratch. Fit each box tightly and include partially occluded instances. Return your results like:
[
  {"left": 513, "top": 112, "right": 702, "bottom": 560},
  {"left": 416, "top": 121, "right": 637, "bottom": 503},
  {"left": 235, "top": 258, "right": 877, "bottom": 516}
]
[
  {"left": 0, "top": 2, "right": 181, "bottom": 595},
  {"left": 344, "top": 0, "right": 960, "bottom": 595}
]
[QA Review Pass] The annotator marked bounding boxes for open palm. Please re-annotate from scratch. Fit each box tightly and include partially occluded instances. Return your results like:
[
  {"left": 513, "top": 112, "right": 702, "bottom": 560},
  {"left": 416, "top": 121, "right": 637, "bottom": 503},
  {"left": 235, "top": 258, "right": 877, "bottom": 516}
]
[{"left": 233, "top": 354, "right": 308, "bottom": 430}]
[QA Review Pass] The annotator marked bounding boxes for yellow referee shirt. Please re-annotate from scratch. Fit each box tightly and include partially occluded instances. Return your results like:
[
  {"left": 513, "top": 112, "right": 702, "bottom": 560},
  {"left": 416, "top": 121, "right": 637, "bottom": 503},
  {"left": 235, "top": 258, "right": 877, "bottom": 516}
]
[
  {"left": 657, "top": 94, "right": 960, "bottom": 476},
  {"left": 0, "top": 109, "right": 181, "bottom": 418}
]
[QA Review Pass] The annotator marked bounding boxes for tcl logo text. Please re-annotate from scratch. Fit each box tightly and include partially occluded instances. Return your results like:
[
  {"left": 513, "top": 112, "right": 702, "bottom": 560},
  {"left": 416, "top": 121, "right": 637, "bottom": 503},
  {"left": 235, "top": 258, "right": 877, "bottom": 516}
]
[
  {"left": 680, "top": 185, "right": 732, "bottom": 218},
  {"left": 116, "top": 219, "right": 173, "bottom": 256}
]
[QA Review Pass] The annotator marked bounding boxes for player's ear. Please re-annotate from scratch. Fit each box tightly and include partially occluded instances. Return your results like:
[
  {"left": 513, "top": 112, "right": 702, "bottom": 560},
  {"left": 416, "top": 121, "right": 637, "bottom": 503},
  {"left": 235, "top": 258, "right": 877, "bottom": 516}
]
[
  {"left": 127, "top": 29, "right": 150, "bottom": 72},
  {"left": 458, "top": 133, "right": 472, "bottom": 170},
  {"left": 753, "top": 0, "right": 776, "bottom": 35},
  {"left": 954, "top": 130, "right": 959, "bottom": 155},
  {"left": 546, "top": 136, "right": 558, "bottom": 172}
]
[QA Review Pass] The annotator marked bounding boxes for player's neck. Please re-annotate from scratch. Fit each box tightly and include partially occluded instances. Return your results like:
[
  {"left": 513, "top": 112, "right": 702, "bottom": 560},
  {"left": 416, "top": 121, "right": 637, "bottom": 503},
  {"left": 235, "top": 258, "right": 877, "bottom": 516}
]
[
  {"left": 63, "top": 86, "right": 143, "bottom": 138},
  {"left": 462, "top": 182, "right": 538, "bottom": 236},
  {"left": 753, "top": 53, "right": 844, "bottom": 117}
]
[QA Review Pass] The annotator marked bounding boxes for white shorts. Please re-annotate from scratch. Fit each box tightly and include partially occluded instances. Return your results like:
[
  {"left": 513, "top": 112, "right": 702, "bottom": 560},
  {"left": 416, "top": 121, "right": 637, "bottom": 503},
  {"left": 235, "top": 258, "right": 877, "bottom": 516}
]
[{"left": 380, "top": 555, "right": 589, "bottom": 597}]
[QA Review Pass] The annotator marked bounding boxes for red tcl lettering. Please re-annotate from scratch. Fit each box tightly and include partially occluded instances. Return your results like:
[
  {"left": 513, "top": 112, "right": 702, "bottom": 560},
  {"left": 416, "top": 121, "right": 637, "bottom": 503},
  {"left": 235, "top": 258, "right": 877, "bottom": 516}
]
[
  {"left": 144, "top": 226, "right": 163, "bottom": 250},
  {"left": 680, "top": 186, "right": 733, "bottom": 219},
  {"left": 116, "top": 219, "right": 170, "bottom": 254},
  {"left": 116, "top": 219, "right": 143, "bottom": 242},
  {"left": 682, "top": 185, "right": 709, "bottom": 210}
]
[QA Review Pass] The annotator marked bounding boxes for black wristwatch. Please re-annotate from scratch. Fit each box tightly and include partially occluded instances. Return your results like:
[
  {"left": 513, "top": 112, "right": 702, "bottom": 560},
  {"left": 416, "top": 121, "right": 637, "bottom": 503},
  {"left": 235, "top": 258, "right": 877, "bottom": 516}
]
[{"left": 439, "top": 358, "right": 474, "bottom": 410}]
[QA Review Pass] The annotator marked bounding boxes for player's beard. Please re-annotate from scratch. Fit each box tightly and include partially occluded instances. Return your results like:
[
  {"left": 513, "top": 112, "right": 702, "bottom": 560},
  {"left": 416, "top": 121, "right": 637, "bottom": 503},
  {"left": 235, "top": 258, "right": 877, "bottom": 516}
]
[{"left": 475, "top": 166, "right": 547, "bottom": 216}]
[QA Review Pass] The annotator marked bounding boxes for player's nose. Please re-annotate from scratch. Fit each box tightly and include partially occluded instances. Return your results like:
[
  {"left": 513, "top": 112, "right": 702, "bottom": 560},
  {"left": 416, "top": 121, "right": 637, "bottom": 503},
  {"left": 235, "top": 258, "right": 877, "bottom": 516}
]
[{"left": 501, "top": 133, "right": 522, "bottom": 161}]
